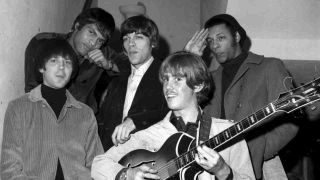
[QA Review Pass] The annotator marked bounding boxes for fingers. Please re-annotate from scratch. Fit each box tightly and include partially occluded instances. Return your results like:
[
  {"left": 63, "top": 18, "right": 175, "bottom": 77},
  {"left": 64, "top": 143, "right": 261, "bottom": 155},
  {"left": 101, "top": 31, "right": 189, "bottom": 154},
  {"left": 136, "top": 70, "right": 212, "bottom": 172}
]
[
  {"left": 195, "top": 146, "right": 219, "bottom": 169},
  {"left": 185, "top": 29, "right": 208, "bottom": 56},
  {"left": 111, "top": 124, "right": 132, "bottom": 146},
  {"left": 138, "top": 165, "right": 160, "bottom": 179},
  {"left": 194, "top": 29, "right": 209, "bottom": 42},
  {"left": 87, "top": 49, "right": 108, "bottom": 68}
]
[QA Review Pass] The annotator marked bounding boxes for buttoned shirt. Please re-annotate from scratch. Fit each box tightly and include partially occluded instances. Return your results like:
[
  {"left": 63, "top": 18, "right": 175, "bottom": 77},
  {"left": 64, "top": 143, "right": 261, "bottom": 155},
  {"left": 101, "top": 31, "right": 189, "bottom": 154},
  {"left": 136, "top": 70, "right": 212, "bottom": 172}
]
[
  {"left": 1, "top": 85, "right": 104, "bottom": 180},
  {"left": 122, "top": 57, "right": 154, "bottom": 120},
  {"left": 91, "top": 111, "right": 255, "bottom": 180}
]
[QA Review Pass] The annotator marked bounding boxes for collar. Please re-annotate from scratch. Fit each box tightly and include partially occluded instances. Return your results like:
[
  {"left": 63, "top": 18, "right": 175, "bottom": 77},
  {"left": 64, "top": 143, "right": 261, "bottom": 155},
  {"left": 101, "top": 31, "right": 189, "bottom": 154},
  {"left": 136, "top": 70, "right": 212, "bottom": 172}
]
[
  {"left": 28, "top": 85, "right": 82, "bottom": 109},
  {"left": 169, "top": 107, "right": 203, "bottom": 132},
  {"left": 130, "top": 56, "right": 154, "bottom": 77},
  {"left": 221, "top": 51, "right": 248, "bottom": 68}
]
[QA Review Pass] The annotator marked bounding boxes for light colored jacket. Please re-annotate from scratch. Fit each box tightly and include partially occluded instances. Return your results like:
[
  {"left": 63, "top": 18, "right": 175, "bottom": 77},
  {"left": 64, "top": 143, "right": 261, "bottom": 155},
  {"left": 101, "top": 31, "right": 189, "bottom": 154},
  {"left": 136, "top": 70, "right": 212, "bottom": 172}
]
[{"left": 91, "top": 111, "right": 255, "bottom": 180}]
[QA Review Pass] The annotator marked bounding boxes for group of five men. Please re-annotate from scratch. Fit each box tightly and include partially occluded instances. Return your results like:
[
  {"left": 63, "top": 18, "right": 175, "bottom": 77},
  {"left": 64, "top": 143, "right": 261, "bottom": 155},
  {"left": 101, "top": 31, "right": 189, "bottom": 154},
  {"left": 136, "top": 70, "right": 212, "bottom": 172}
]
[{"left": 1, "top": 6, "right": 306, "bottom": 180}]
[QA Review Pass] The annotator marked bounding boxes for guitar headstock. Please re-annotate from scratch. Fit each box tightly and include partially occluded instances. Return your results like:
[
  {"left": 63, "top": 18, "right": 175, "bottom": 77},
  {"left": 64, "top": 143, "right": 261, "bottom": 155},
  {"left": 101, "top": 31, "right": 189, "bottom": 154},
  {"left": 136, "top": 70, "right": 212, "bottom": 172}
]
[{"left": 274, "top": 77, "right": 320, "bottom": 113}]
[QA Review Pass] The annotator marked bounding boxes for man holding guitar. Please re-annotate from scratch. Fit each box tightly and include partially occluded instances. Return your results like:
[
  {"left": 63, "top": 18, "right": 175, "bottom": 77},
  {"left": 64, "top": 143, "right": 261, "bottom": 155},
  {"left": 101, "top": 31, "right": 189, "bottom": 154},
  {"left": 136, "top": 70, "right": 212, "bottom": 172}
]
[{"left": 91, "top": 51, "right": 255, "bottom": 180}]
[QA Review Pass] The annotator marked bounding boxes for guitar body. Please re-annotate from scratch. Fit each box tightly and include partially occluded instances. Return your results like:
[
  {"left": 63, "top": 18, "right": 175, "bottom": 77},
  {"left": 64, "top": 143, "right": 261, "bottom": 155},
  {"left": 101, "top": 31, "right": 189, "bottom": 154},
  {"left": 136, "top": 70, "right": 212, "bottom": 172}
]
[{"left": 119, "top": 132, "right": 203, "bottom": 180}]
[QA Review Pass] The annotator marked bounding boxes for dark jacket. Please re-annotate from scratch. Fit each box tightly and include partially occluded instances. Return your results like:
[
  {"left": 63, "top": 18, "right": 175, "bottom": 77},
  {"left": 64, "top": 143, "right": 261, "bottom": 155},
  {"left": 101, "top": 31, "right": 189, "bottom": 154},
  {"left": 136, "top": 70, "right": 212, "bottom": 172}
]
[
  {"left": 98, "top": 58, "right": 169, "bottom": 150},
  {"left": 204, "top": 52, "right": 299, "bottom": 179}
]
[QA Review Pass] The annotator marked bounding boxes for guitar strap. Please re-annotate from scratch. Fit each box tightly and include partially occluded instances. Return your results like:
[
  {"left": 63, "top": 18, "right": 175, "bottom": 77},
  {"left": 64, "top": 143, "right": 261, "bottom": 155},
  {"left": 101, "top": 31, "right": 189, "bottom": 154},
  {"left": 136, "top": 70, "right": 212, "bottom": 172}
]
[{"left": 199, "top": 112, "right": 212, "bottom": 142}]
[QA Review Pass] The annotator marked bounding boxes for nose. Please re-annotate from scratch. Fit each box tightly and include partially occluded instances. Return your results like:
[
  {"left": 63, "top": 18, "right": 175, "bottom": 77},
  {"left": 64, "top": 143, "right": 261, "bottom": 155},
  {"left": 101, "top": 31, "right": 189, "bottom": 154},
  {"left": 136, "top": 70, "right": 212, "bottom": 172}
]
[
  {"left": 89, "top": 37, "right": 99, "bottom": 48},
  {"left": 128, "top": 38, "right": 135, "bottom": 46},
  {"left": 212, "top": 40, "right": 220, "bottom": 49},
  {"left": 59, "top": 61, "right": 65, "bottom": 69},
  {"left": 164, "top": 79, "right": 174, "bottom": 90}
]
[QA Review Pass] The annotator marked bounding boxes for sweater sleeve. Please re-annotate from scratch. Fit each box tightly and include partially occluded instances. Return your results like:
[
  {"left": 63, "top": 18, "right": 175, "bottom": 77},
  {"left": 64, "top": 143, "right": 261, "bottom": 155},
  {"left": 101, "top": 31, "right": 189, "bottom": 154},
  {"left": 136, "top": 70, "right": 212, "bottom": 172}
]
[{"left": 1, "top": 102, "right": 29, "bottom": 180}]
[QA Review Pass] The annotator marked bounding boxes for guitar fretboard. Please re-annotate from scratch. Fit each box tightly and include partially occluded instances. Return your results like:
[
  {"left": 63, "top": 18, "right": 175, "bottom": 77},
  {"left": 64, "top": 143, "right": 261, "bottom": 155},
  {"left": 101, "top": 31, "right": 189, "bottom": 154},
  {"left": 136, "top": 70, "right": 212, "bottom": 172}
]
[{"left": 174, "top": 103, "right": 275, "bottom": 169}]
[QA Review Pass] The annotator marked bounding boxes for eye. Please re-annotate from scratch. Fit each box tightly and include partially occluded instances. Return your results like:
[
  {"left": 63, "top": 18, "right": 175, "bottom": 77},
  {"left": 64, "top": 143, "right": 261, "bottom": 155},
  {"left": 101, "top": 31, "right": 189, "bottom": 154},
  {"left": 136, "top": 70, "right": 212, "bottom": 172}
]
[
  {"left": 88, "top": 29, "right": 94, "bottom": 34},
  {"left": 96, "top": 39, "right": 105, "bottom": 46},
  {"left": 206, "top": 38, "right": 214, "bottom": 44},
  {"left": 48, "top": 58, "right": 57, "bottom": 63},
  {"left": 217, "top": 36, "right": 225, "bottom": 41},
  {"left": 123, "top": 36, "right": 129, "bottom": 42},
  {"left": 134, "top": 33, "right": 145, "bottom": 40},
  {"left": 162, "top": 76, "right": 169, "bottom": 82},
  {"left": 65, "top": 60, "right": 73, "bottom": 66},
  {"left": 174, "top": 76, "right": 184, "bottom": 81}
]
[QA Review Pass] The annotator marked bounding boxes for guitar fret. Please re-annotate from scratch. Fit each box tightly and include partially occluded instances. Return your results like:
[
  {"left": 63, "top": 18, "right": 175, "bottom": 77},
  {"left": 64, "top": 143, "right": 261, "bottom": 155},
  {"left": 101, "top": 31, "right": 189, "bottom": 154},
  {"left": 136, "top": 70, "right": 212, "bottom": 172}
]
[
  {"left": 190, "top": 149, "right": 196, "bottom": 159},
  {"left": 235, "top": 122, "right": 243, "bottom": 133},
  {"left": 256, "top": 110, "right": 265, "bottom": 121},
  {"left": 214, "top": 136, "right": 220, "bottom": 146},
  {"left": 242, "top": 118, "right": 250, "bottom": 129},
  {"left": 205, "top": 139, "right": 213, "bottom": 149},
  {"left": 186, "top": 153, "right": 193, "bottom": 164},
  {"left": 182, "top": 154, "right": 188, "bottom": 165},
  {"left": 264, "top": 105, "right": 273, "bottom": 115},
  {"left": 218, "top": 133, "right": 225, "bottom": 143},
  {"left": 248, "top": 114, "right": 257, "bottom": 125},
  {"left": 178, "top": 157, "right": 184, "bottom": 168},
  {"left": 229, "top": 125, "right": 237, "bottom": 136},
  {"left": 224, "top": 130, "right": 231, "bottom": 139}
]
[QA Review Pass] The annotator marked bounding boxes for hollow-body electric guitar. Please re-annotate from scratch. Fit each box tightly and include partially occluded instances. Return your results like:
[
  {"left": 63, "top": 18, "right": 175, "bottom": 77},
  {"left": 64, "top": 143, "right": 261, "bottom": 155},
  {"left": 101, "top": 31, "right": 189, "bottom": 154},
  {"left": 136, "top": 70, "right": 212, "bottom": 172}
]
[{"left": 119, "top": 77, "right": 320, "bottom": 180}]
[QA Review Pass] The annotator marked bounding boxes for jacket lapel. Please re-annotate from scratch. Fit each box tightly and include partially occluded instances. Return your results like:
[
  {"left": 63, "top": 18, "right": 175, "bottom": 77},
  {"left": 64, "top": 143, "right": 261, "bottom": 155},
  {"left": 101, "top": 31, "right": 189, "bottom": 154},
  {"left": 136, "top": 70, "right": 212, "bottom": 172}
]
[
  {"left": 226, "top": 52, "right": 263, "bottom": 93},
  {"left": 129, "top": 59, "right": 161, "bottom": 111}
]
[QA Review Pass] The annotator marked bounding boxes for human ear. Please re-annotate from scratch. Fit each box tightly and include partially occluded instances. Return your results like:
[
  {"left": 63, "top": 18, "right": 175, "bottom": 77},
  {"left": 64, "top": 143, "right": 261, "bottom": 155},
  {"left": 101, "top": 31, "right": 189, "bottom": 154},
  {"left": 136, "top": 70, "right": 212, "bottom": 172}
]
[
  {"left": 73, "top": 22, "right": 80, "bottom": 31},
  {"left": 194, "top": 83, "right": 204, "bottom": 93},
  {"left": 235, "top": 32, "right": 241, "bottom": 43},
  {"left": 39, "top": 68, "right": 44, "bottom": 73}
]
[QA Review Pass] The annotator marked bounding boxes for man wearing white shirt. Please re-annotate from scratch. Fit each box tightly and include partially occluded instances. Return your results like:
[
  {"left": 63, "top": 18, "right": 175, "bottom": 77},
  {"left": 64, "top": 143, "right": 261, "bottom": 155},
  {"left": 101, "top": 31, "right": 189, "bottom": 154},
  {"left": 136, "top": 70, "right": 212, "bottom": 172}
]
[{"left": 98, "top": 15, "right": 169, "bottom": 151}]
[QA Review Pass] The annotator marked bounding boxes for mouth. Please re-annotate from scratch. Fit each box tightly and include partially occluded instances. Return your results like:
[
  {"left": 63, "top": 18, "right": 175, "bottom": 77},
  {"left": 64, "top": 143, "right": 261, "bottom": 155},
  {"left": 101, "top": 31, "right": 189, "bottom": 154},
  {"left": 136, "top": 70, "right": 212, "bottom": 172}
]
[
  {"left": 165, "top": 91, "right": 177, "bottom": 99},
  {"left": 214, "top": 52, "right": 224, "bottom": 57},
  {"left": 82, "top": 44, "right": 91, "bottom": 53},
  {"left": 128, "top": 51, "right": 138, "bottom": 56},
  {"left": 56, "top": 73, "right": 66, "bottom": 79}
]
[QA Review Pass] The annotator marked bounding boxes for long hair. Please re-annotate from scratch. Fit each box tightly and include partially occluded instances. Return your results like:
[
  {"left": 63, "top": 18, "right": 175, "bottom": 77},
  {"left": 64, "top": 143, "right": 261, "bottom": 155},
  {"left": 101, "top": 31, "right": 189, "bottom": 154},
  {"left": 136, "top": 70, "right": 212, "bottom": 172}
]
[
  {"left": 159, "top": 51, "right": 214, "bottom": 105},
  {"left": 34, "top": 38, "right": 78, "bottom": 83},
  {"left": 71, "top": 8, "right": 115, "bottom": 43},
  {"left": 120, "top": 15, "right": 159, "bottom": 48}
]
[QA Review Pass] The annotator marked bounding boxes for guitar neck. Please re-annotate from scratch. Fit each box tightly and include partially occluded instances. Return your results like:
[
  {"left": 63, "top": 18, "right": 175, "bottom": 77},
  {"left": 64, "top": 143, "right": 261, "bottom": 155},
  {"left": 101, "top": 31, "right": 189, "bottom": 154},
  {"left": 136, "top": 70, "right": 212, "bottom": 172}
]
[{"left": 174, "top": 103, "right": 276, "bottom": 169}]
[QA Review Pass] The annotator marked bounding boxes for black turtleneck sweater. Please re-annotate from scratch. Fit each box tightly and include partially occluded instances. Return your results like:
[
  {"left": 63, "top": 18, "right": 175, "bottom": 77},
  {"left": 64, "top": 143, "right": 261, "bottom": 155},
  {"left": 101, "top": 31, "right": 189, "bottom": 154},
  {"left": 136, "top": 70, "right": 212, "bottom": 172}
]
[
  {"left": 220, "top": 52, "right": 248, "bottom": 119},
  {"left": 41, "top": 84, "right": 66, "bottom": 180}
]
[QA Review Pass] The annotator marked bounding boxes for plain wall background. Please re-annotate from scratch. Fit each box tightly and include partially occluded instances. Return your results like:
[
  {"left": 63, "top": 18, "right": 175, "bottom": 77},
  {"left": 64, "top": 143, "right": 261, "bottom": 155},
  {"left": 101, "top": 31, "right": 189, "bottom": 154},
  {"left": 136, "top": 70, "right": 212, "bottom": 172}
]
[
  {"left": 0, "top": 1, "right": 319, "bottom": 177},
  {"left": 0, "top": 0, "right": 85, "bottom": 166}
]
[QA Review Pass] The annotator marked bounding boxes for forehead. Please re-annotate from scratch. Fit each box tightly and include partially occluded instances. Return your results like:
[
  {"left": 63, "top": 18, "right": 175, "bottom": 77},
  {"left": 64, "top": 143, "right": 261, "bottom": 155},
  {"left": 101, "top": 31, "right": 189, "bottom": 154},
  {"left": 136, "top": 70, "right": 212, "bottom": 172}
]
[
  {"left": 207, "top": 23, "right": 232, "bottom": 38},
  {"left": 124, "top": 32, "right": 148, "bottom": 37}
]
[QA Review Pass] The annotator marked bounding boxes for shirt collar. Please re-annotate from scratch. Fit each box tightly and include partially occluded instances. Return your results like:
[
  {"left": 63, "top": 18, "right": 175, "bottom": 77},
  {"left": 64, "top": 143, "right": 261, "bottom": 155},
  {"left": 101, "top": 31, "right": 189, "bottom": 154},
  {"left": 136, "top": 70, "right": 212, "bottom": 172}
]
[
  {"left": 169, "top": 107, "right": 203, "bottom": 131},
  {"left": 130, "top": 56, "right": 154, "bottom": 77},
  {"left": 28, "top": 85, "right": 81, "bottom": 109}
]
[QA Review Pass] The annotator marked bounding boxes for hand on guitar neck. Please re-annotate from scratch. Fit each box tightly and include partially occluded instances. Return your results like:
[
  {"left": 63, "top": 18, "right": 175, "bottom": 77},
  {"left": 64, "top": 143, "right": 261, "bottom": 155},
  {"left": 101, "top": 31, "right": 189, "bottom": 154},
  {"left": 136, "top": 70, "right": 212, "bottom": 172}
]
[{"left": 195, "top": 145, "right": 232, "bottom": 180}]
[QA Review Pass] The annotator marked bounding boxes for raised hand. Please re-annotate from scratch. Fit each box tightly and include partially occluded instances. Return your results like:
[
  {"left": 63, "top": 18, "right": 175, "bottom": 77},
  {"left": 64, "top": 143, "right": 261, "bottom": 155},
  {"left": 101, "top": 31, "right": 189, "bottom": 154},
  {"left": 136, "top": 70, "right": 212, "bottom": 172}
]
[
  {"left": 184, "top": 29, "right": 208, "bottom": 56},
  {"left": 87, "top": 49, "right": 114, "bottom": 70}
]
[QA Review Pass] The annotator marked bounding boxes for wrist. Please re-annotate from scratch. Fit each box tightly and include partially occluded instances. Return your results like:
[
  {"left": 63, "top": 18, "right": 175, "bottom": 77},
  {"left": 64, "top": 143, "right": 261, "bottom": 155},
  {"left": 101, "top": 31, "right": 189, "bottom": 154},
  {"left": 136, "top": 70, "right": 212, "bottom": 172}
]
[
  {"left": 214, "top": 165, "right": 233, "bottom": 180},
  {"left": 108, "top": 60, "right": 114, "bottom": 70}
]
